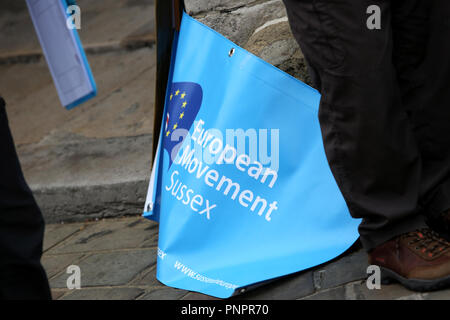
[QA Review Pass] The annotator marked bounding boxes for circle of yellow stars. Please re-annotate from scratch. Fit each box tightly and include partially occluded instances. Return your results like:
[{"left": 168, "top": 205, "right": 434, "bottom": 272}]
[{"left": 166, "top": 89, "right": 188, "bottom": 137}]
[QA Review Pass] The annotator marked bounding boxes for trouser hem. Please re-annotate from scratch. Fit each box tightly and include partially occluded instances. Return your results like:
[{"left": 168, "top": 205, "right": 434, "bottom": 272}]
[
  {"left": 361, "top": 214, "right": 427, "bottom": 252},
  {"left": 426, "top": 182, "right": 450, "bottom": 220}
]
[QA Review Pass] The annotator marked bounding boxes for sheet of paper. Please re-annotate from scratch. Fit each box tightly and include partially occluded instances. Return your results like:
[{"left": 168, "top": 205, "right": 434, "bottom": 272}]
[{"left": 26, "top": 0, "right": 96, "bottom": 109}]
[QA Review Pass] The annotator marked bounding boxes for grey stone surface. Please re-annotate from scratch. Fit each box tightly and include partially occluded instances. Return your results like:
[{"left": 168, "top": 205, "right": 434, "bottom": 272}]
[
  {"left": 139, "top": 287, "right": 189, "bottom": 300},
  {"left": 0, "top": 0, "right": 155, "bottom": 57},
  {"left": 185, "top": 0, "right": 252, "bottom": 15},
  {"left": 4, "top": 48, "right": 155, "bottom": 145},
  {"left": 35, "top": 178, "right": 149, "bottom": 224},
  {"left": 51, "top": 290, "right": 68, "bottom": 300},
  {"left": 21, "top": 133, "right": 153, "bottom": 224},
  {"left": 345, "top": 281, "right": 419, "bottom": 300},
  {"left": 194, "top": 0, "right": 287, "bottom": 47},
  {"left": 43, "top": 222, "right": 84, "bottom": 251},
  {"left": 76, "top": 0, "right": 155, "bottom": 46},
  {"left": 312, "top": 249, "right": 369, "bottom": 291},
  {"left": 41, "top": 253, "right": 85, "bottom": 278},
  {"left": 302, "top": 281, "right": 421, "bottom": 300},
  {"left": 130, "top": 266, "right": 160, "bottom": 287},
  {"left": 48, "top": 217, "right": 157, "bottom": 254},
  {"left": 19, "top": 133, "right": 153, "bottom": 189},
  {"left": 62, "top": 288, "right": 144, "bottom": 300},
  {"left": 422, "top": 289, "right": 450, "bottom": 300},
  {"left": 300, "top": 285, "right": 347, "bottom": 300},
  {"left": 245, "top": 18, "right": 298, "bottom": 65},
  {"left": 244, "top": 18, "right": 311, "bottom": 84},
  {"left": 237, "top": 271, "right": 315, "bottom": 300},
  {"left": 50, "top": 249, "right": 156, "bottom": 288},
  {"left": 181, "top": 292, "right": 221, "bottom": 300}
]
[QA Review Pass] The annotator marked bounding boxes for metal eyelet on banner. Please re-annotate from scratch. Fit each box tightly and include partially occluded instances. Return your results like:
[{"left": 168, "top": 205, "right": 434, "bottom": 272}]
[{"left": 229, "top": 48, "right": 235, "bottom": 57}]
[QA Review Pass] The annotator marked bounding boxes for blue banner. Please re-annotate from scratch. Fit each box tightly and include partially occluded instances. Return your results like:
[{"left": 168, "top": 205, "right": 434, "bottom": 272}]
[{"left": 143, "top": 12, "right": 360, "bottom": 299}]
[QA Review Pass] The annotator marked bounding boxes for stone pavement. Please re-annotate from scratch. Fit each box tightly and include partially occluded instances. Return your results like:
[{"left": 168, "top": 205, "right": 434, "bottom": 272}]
[{"left": 44, "top": 215, "right": 450, "bottom": 300}]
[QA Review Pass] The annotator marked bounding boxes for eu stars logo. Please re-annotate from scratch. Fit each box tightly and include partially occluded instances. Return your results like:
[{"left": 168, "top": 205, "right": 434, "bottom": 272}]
[{"left": 164, "top": 82, "right": 203, "bottom": 168}]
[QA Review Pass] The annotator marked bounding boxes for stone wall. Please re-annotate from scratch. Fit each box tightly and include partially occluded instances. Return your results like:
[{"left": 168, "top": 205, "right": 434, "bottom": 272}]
[{"left": 184, "top": 0, "right": 311, "bottom": 85}]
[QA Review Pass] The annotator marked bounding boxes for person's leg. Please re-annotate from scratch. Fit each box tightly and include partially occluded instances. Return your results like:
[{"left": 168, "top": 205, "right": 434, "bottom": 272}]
[
  {"left": 0, "top": 97, "right": 51, "bottom": 300},
  {"left": 283, "top": 0, "right": 426, "bottom": 251},
  {"left": 404, "top": 0, "right": 450, "bottom": 234}
]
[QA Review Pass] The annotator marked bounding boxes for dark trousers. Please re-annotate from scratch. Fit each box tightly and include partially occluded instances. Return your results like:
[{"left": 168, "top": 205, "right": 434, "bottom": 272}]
[
  {"left": 283, "top": 0, "right": 450, "bottom": 250},
  {"left": 0, "top": 97, "right": 51, "bottom": 299}
]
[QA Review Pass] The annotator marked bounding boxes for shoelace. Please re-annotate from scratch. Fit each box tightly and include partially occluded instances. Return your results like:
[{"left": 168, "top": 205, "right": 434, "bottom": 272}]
[{"left": 405, "top": 229, "right": 450, "bottom": 258}]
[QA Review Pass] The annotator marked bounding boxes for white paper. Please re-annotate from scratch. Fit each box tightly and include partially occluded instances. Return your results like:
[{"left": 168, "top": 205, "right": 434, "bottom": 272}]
[{"left": 26, "top": 0, "right": 95, "bottom": 108}]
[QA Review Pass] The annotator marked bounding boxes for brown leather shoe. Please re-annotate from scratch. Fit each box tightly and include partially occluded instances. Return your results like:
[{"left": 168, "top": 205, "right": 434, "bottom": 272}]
[{"left": 369, "top": 228, "right": 450, "bottom": 292}]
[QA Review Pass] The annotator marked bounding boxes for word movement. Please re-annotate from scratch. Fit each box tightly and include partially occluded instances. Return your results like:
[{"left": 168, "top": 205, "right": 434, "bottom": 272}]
[{"left": 165, "top": 119, "right": 280, "bottom": 222}]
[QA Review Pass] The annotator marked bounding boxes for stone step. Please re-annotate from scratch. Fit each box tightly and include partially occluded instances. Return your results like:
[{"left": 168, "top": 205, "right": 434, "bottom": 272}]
[
  {"left": 0, "top": 0, "right": 155, "bottom": 57},
  {"left": 1, "top": 47, "right": 156, "bottom": 222}
]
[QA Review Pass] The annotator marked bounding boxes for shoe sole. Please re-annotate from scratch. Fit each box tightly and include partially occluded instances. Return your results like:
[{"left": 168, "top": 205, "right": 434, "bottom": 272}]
[{"left": 380, "top": 267, "right": 450, "bottom": 292}]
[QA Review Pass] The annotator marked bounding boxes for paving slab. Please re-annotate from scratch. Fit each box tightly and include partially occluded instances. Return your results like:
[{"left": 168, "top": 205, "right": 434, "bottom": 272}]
[
  {"left": 181, "top": 292, "right": 221, "bottom": 300},
  {"left": 49, "top": 248, "right": 157, "bottom": 288},
  {"left": 422, "top": 289, "right": 450, "bottom": 300},
  {"left": 346, "top": 281, "right": 421, "bottom": 300},
  {"left": 236, "top": 271, "right": 315, "bottom": 300},
  {"left": 51, "top": 289, "right": 68, "bottom": 300},
  {"left": 139, "top": 287, "right": 190, "bottom": 300},
  {"left": 41, "top": 253, "right": 86, "bottom": 279},
  {"left": 62, "top": 287, "right": 145, "bottom": 300},
  {"left": 300, "top": 285, "right": 347, "bottom": 300},
  {"left": 130, "top": 266, "right": 160, "bottom": 287},
  {"left": 301, "top": 281, "right": 421, "bottom": 300},
  {"left": 43, "top": 222, "right": 85, "bottom": 252},
  {"left": 47, "top": 217, "right": 157, "bottom": 254},
  {"left": 312, "top": 249, "right": 368, "bottom": 291}
]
